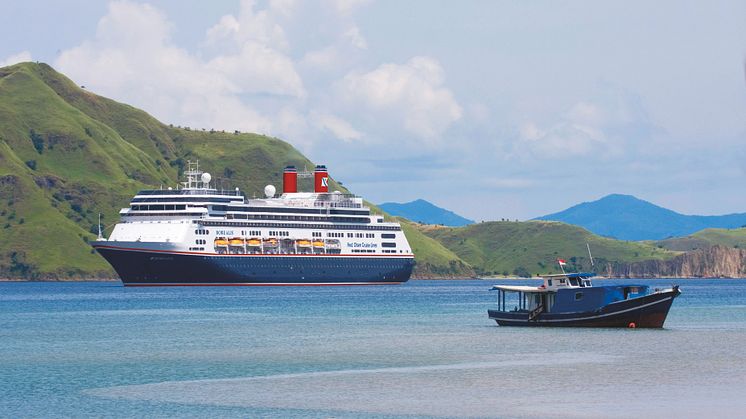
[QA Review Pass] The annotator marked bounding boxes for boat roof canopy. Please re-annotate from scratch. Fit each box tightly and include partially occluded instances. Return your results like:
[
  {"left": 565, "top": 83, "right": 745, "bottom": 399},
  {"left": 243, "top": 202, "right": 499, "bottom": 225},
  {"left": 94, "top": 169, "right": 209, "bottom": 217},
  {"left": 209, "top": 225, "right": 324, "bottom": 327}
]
[
  {"left": 542, "top": 272, "right": 596, "bottom": 279},
  {"left": 490, "top": 285, "right": 548, "bottom": 293}
]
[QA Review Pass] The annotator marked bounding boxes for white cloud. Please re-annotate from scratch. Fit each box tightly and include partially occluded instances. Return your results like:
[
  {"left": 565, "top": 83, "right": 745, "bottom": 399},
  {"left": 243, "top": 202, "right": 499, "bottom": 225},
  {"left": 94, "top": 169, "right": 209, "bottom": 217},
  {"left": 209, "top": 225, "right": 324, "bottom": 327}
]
[
  {"left": 0, "top": 51, "right": 32, "bottom": 67},
  {"left": 516, "top": 86, "right": 660, "bottom": 160},
  {"left": 343, "top": 26, "right": 367, "bottom": 50},
  {"left": 335, "top": 57, "right": 462, "bottom": 142},
  {"left": 329, "top": 0, "right": 372, "bottom": 16},
  {"left": 206, "top": 41, "right": 305, "bottom": 98},
  {"left": 53, "top": 0, "right": 315, "bottom": 134},
  {"left": 205, "top": 0, "right": 290, "bottom": 51},
  {"left": 312, "top": 112, "right": 362, "bottom": 141}
]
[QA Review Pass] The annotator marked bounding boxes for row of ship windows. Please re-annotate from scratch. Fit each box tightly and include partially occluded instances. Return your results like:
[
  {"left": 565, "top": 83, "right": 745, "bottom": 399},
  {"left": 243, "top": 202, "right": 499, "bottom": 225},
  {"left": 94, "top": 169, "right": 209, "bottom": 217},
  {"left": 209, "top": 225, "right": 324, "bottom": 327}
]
[
  {"left": 226, "top": 214, "right": 370, "bottom": 224},
  {"left": 127, "top": 209, "right": 370, "bottom": 225},
  {"left": 132, "top": 197, "right": 237, "bottom": 203},
  {"left": 188, "top": 247, "right": 205, "bottom": 251},
  {"left": 381, "top": 249, "right": 398, "bottom": 254},
  {"left": 203, "top": 264, "right": 405, "bottom": 269},
  {"left": 196, "top": 228, "right": 395, "bottom": 240},
  {"left": 351, "top": 249, "right": 375, "bottom": 253},
  {"left": 131, "top": 205, "right": 187, "bottom": 211},
  {"left": 199, "top": 221, "right": 401, "bottom": 231},
  {"left": 207, "top": 205, "right": 369, "bottom": 215},
  {"left": 126, "top": 212, "right": 204, "bottom": 217}
]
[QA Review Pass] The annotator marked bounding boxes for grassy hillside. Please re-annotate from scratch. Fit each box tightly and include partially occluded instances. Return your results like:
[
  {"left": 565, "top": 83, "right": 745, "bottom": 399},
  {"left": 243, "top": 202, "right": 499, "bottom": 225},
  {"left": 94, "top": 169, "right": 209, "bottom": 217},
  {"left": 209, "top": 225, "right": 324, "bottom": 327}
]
[
  {"left": 0, "top": 62, "right": 470, "bottom": 279},
  {"left": 417, "top": 220, "right": 678, "bottom": 277},
  {"left": 654, "top": 227, "right": 746, "bottom": 251}
]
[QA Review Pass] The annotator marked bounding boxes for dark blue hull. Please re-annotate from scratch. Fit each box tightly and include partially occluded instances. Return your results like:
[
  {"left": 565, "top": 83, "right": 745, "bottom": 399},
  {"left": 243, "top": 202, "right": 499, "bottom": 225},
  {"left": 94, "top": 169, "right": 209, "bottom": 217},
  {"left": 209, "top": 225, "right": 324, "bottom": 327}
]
[
  {"left": 488, "top": 287, "right": 680, "bottom": 328},
  {"left": 93, "top": 245, "right": 414, "bottom": 286}
]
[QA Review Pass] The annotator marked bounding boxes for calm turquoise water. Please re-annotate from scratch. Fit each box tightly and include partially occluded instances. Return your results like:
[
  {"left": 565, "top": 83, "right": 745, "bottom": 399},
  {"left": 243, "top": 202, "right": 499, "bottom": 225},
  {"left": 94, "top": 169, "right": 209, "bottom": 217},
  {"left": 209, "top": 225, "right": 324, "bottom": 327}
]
[{"left": 2, "top": 279, "right": 746, "bottom": 418}]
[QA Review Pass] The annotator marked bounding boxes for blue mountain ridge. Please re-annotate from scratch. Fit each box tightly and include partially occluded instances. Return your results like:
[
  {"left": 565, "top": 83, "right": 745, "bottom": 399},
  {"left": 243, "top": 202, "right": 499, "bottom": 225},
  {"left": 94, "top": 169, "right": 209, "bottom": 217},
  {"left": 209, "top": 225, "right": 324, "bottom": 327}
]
[
  {"left": 379, "top": 199, "right": 475, "bottom": 227},
  {"left": 534, "top": 194, "right": 746, "bottom": 241}
]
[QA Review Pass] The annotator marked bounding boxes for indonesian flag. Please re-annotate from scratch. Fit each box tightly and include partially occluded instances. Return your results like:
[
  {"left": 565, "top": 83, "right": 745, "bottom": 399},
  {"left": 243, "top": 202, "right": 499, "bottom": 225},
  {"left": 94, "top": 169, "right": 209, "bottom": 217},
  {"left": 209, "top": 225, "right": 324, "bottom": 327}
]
[{"left": 557, "top": 259, "right": 567, "bottom": 266}]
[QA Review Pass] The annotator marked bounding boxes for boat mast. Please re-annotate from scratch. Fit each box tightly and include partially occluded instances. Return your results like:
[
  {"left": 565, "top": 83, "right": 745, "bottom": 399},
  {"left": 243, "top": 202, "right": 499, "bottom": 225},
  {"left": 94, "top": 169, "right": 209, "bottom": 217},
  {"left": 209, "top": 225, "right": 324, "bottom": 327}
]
[{"left": 586, "top": 243, "right": 595, "bottom": 269}]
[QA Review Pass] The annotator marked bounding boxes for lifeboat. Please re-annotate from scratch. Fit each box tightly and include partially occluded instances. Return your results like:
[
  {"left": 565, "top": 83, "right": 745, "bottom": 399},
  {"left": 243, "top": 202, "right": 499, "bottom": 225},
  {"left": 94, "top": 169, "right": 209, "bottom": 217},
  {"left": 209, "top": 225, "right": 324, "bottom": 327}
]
[
  {"left": 312, "top": 240, "right": 325, "bottom": 248},
  {"left": 263, "top": 238, "right": 279, "bottom": 247},
  {"left": 247, "top": 238, "right": 261, "bottom": 247},
  {"left": 296, "top": 239, "right": 312, "bottom": 248},
  {"left": 229, "top": 238, "right": 245, "bottom": 246},
  {"left": 214, "top": 237, "right": 229, "bottom": 247}
]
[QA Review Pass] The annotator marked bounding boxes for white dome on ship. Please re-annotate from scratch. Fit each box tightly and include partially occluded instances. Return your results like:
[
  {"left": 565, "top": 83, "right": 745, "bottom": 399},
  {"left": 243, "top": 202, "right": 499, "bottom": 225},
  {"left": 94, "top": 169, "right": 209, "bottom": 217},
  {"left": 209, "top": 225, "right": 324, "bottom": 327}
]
[
  {"left": 201, "top": 172, "right": 212, "bottom": 185},
  {"left": 264, "top": 184, "right": 276, "bottom": 198}
]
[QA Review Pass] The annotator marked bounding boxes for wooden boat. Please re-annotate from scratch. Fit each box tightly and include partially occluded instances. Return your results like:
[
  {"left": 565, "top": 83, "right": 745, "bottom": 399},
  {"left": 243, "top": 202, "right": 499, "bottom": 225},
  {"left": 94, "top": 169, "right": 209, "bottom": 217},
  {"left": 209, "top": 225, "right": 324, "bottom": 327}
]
[{"left": 488, "top": 272, "right": 680, "bottom": 328}]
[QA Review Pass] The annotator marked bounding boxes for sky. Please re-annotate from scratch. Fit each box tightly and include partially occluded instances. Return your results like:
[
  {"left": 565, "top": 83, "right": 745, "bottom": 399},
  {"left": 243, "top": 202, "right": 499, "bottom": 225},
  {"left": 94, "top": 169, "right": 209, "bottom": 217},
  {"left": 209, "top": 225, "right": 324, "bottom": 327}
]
[{"left": 1, "top": 0, "right": 745, "bottom": 221}]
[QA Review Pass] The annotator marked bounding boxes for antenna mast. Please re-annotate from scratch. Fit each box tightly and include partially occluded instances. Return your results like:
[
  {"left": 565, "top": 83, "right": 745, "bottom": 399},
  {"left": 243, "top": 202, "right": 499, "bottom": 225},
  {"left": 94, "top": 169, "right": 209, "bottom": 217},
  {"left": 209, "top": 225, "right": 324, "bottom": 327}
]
[
  {"left": 97, "top": 213, "right": 103, "bottom": 240},
  {"left": 586, "top": 243, "right": 595, "bottom": 269}
]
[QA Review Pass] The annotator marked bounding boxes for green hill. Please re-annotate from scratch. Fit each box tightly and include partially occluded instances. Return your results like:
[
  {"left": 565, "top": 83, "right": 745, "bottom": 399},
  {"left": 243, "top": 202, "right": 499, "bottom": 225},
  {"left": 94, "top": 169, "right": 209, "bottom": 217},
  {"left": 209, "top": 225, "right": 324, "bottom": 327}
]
[
  {"left": 417, "top": 220, "right": 678, "bottom": 277},
  {"left": 653, "top": 227, "right": 746, "bottom": 252},
  {"left": 0, "top": 62, "right": 472, "bottom": 279}
]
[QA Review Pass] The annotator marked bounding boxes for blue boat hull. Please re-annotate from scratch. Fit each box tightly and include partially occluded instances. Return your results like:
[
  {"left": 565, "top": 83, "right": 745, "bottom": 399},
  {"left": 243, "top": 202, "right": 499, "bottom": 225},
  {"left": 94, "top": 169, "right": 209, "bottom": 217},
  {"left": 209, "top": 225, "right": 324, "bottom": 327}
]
[
  {"left": 93, "top": 245, "right": 414, "bottom": 286},
  {"left": 488, "top": 287, "right": 680, "bottom": 328}
]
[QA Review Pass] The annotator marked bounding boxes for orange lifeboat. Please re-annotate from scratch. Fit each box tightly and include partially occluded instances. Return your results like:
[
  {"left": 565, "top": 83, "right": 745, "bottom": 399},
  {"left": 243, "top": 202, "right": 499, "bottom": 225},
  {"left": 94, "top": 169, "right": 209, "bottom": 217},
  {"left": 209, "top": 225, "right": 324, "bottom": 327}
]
[
  {"left": 296, "top": 239, "right": 311, "bottom": 248},
  {"left": 229, "top": 237, "right": 245, "bottom": 246},
  {"left": 214, "top": 237, "right": 229, "bottom": 247},
  {"left": 247, "top": 238, "right": 261, "bottom": 247},
  {"left": 312, "top": 240, "right": 325, "bottom": 248}
]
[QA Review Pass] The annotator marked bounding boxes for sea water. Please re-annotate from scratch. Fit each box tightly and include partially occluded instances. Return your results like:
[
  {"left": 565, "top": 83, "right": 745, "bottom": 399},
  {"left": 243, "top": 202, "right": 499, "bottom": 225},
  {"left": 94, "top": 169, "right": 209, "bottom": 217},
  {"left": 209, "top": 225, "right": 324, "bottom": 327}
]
[{"left": 1, "top": 279, "right": 745, "bottom": 418}]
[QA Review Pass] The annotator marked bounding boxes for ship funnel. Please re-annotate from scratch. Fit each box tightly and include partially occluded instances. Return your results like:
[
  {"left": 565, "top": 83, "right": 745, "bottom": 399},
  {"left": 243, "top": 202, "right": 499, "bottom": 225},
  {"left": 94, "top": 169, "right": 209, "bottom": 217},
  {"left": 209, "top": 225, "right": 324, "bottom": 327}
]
[
  {"left": 283, "top": 165, "right": 297, "bottom": 193},
  {"left": 314, "top": 165, "right": 329, "bottom": 193}
]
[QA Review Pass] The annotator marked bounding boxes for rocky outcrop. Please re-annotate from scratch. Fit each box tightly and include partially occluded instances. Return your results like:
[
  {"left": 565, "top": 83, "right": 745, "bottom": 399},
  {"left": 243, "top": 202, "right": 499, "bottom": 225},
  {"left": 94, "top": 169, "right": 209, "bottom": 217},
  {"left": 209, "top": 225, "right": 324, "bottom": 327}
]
[{"left": 607, "top": 245, "right": 746, "bottom": 278}]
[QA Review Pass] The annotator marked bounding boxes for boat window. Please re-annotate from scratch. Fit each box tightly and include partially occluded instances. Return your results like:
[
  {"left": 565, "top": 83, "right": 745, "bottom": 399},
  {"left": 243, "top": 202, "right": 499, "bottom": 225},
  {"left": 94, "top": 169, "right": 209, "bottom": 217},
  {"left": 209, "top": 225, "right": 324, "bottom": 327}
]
[
  {"left": 569, "top": 278, "right": 578, "bottom": 286},
  {"left": 584, "top": 280, "right": 592, "bottom": 287},
  {"left": 560, "top": 279, "right": 565, "bottom": 284},
  {"left": 575, "top": 292, "right": 583, "bottom": 301},
  {"left": 548, "top": 280, "right": 552, "bottom": 286}
]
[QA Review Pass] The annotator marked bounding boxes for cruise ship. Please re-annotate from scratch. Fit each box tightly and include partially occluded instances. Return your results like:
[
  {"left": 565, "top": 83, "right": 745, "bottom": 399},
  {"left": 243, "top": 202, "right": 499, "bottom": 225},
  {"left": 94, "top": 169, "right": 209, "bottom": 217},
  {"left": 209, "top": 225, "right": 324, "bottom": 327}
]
[{"left": 92, "top": 162, "right": 415, "bottom": 286}]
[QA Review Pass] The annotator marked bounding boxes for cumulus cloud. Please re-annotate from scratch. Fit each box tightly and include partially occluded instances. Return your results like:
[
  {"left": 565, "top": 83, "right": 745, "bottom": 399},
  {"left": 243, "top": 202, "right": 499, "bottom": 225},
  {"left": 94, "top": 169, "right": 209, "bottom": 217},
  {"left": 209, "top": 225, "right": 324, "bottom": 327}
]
[
  {"left": 335, "top": 57, "right": 463, "bottom": 142},
  {"left": 205, "top": 0, "right": 290, "bottom": 51},
  {"left": 312, "top": 112, "right": 362, "bottom": 141},
  {"left": 54, "top": 0, "right": 311, "bottom": 133},
  {"left": 51, "top": 0, "right": 464, "bottom": 160},
  {"left": 0, "top": 51, "right": 32, "bottom": 67},
  {"left": 516, "top": 86, "right": 660, "bottom": 160}
]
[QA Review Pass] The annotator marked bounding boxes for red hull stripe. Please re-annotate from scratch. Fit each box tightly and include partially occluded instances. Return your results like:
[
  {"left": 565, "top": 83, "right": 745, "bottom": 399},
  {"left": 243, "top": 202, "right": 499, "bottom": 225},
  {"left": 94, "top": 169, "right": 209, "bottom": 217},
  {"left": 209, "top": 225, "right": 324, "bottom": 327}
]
[
  {"left": 93, "top": 244, "right": 414, "bottom": 258},
  {"left": 124, "top": 282, "right": 403, "bottom": 287}
]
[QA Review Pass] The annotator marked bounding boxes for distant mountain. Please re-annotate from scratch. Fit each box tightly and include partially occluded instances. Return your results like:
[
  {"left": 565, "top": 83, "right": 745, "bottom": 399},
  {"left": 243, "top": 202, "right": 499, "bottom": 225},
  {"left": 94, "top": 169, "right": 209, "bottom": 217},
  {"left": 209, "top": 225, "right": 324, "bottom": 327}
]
[
  {"left": 535, "top": 194, "right": 746, "bottom": 241},
  {"left": 379, "top": 199, "right": 474, "bottom": 227}
]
